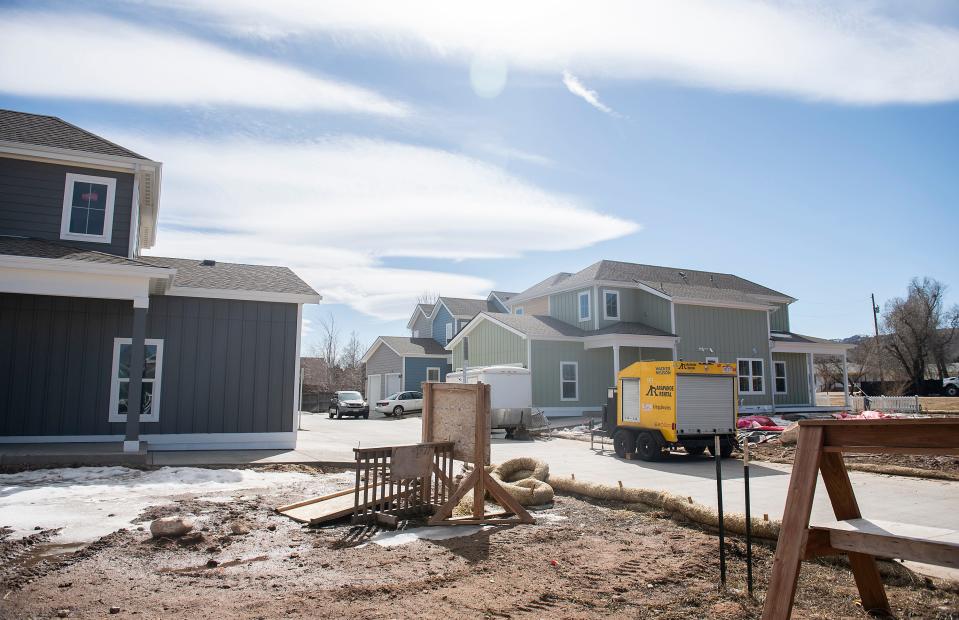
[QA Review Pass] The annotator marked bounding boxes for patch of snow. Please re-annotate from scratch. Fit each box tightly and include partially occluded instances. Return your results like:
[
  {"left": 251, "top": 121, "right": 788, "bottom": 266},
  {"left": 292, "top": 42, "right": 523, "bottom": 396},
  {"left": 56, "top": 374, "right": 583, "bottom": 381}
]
[
  {"left": 0, "top": 466, "right": 353, "bottom": 545},
  {"left": 535, "top": 513, "right": 568, "bottom": 523},
  {"left": 367, "top": 525, "right": 490, "bottom": 547}
]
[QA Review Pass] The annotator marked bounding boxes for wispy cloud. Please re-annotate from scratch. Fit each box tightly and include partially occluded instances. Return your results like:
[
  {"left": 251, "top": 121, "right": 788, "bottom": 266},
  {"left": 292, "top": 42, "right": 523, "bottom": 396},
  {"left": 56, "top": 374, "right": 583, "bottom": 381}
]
[
  {"left": 562, "top": 71, "right": 617, "bottom": 116},
  {"left": 0, "top": 11, "right": 407, "bottom": 117},
  {"left": 110, "top": 132, "right": 637, "bottom": 319},
  {"left": 140, "top": 0, "right": 959, "bottom": 105}
]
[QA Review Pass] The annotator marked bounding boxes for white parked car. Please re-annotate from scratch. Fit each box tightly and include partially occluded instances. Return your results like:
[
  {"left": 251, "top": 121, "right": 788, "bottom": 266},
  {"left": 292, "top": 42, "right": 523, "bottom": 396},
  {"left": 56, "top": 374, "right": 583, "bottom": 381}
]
[{"left": 375, "top": 391, "right": 423, "bottom": 416}]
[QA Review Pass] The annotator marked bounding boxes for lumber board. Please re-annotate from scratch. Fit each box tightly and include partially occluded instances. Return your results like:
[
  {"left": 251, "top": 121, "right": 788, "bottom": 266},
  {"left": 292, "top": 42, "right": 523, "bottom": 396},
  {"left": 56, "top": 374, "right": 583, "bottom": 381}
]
[
  {"left": 811, "top": 519, "right": 959, "bottom": 569},
  {"left": 276, "top": 486, "right": 408, "bottom": 525}
]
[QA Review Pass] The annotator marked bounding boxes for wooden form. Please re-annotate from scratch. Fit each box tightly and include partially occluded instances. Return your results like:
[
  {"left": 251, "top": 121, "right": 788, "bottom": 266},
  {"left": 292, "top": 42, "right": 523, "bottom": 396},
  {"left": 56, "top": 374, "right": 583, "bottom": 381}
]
[
  {"left": 351, "top": 441, "right": 455, "bottom": 527},
  {"left": 277, "top": 486, "right": 406, "bottom": 525},
  {"left": 423, "top": 382, "right": 534, "bottom": 526},
  {"left": 762, "top": 418, "right": 959, "bottom": 619}
]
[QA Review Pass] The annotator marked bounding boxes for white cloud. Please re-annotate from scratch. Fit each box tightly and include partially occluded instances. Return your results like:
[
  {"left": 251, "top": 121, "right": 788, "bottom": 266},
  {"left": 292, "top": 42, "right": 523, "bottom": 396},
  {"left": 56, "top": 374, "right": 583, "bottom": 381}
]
[
  {"left": 117, "top": 133, "right": 635, "bottom": 319},
  {"left": 141, "top": 0, "right": 959, "bottom": 105},
  {"left": 562, "top": 71, "right": 617, "bottom": 116},
  {"left": 0, "top": 11, "right": 406, "bottom": 117}
]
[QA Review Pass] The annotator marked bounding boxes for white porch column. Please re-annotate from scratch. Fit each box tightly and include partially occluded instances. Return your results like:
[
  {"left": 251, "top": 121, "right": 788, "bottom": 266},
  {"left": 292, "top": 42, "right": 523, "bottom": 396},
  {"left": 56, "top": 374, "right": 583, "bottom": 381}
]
[
  {"left": 842, "top": 350, "right": 850, "bottom": 409},
  {"left": 612, "top": 345, "right": 620, "bottom": 386},
  {"left": 807, "top": 353, "right": 816, "bottom": 406}
]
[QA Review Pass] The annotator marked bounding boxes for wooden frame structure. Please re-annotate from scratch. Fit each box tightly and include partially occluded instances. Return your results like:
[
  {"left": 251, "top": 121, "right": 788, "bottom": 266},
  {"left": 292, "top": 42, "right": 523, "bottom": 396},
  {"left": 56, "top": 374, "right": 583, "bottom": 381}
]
[
  {"left": 351, "top": 441, "right": 455, "bottom": 527},
  {"left": 422, "top": 381, "right": 534, "bottom": 525},
  {"left": 762, "top": 418, "right": 959, "bottom": 619}
]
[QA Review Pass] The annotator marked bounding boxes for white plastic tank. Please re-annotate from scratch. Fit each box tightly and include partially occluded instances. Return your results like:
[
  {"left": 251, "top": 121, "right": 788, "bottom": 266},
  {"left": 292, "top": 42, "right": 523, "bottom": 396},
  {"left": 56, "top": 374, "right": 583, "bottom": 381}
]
[{"left": 445, "top": 365, "right": 532, "bottom": 410}]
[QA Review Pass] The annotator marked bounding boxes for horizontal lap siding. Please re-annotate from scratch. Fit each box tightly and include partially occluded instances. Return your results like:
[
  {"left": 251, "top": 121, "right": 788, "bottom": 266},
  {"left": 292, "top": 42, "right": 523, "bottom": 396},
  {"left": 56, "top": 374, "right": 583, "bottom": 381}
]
[
  {"left": 0, "top": 293, "right": 297, "bottom": 437},
  {"left": 674, "top": 304, "right": 772, "bottom": 407},
  {"left": 531, "top": 340, "right": 611, "bottom": 408},
  {"left": 431, "top": 305, "right": 453, "bottom": 345},
  {"left": 451, "top": 320, "right": 527, "bottom": 370},
  {"left": 773, "top": 352, "right": 809, "bottom": 405},
  {"left": 0, "top": 157, "right": 133, "bottom": 257},
  {"left": 403, "top": 357, "right": 450, "bottom": 391},
  {"left": 365, "top": 344, "right": 402, "bottom": 376},
  {"left": 411, "top": 312, "right": 431, "bottom": 338}
]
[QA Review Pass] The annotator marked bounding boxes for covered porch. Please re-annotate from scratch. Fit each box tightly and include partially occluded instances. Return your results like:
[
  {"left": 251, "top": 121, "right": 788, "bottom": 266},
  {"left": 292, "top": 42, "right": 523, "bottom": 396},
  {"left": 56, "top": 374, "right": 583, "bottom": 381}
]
[{"left": 768, "top": 331, "right": 854, "bottom": 417}]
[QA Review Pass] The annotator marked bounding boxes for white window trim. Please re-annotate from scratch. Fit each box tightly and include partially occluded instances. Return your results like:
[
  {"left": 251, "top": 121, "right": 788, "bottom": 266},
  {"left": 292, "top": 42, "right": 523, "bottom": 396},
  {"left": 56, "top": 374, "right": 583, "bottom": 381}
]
[
  {"left": 774, "top": 360, "right": 788, "bottom": 394},
  {"left": 109, "top": 337, "right": 164, "bottom": 423},
  {"left": 514, "top": 306, "right": 525, "bottom": 315},
  {"left": 737, "top": 357, "right": 765, "bottom": 394},
  {"left": 705, "top": 356, "right": 719, "bottom": 364},
  {"left": 560, "top": 361, "right": 579, "bottom": 401},
  {"left": 602, "top": 289, "right": 620, "bottom": 320},
  {"left": 577, "top": 290, "right": 591, "bottom": 322},
  {"left": 445, "top": 322, "right": 453, "bottom": 343},
  {"left": 60, "top": 173, "right": 116, "bottom": 244},
  {"left": 426, "top": 367, "right": 441, "bottom": 382}
]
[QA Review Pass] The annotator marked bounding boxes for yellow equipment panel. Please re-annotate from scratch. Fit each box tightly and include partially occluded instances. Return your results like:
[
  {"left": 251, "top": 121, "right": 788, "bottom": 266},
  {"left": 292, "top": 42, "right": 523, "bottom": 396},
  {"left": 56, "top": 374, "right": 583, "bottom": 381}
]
[{"left": 617, "top": 361, "right": 738, "bottom": 443}]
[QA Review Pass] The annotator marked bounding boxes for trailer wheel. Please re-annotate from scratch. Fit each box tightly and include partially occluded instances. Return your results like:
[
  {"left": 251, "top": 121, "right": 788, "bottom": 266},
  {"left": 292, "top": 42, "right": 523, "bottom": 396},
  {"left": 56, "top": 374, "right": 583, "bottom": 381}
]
[
  {"left": 684, "top": 445, "right": 707, "bottom": 456},
  {"left": 635, "top": 432, "right": 663, "bottom": 462},
  {"left": 707, "top": 438, "right": 736, "bottom": 458},
  {"left": 612, "top": 429, "right": 636, "bottom": 458}
]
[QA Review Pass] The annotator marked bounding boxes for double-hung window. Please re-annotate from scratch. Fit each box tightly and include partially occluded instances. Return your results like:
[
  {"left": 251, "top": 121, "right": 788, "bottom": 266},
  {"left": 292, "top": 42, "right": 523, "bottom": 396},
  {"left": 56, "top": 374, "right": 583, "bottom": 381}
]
[
  {"left": 426, "top": 367, "right": 441, "bottom": 383},
  {"left": 603, "top": 290, "right": 620, "bottom": 320},
  {"left": 577, "top": 291, "right": 591, "bottom": 322},
  {"left": 737, "top": 358, "right": 764, "bottom": 394},
  {"left": 560, "top": 361, "right": 578, "bottom": 401},
  {"left": 514, "top": 306, "right": 525, "bottom": 315},
  {"left": 774, "top": 360, "right": 787, "bottom": 394},
  {"left": 60, "top": 173, "right": 116, "bottom": 243},
  {"left": 109, "top": 338, "right": 164, "bottom": 423},
  {"left": 445, "top": 322, "right": 453, "bottom": 343}
]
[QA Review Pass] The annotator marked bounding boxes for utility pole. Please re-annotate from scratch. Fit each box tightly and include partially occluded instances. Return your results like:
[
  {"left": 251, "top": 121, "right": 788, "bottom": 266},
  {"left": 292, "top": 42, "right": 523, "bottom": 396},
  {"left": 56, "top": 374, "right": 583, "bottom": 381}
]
[{"left": 871, "top": 294, "right": 883, "bottom": 385}]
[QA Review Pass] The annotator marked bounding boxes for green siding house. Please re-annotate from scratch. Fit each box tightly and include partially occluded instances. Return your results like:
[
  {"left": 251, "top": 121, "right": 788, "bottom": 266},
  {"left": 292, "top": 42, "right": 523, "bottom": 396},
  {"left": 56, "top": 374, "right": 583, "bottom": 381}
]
[{"left": 447, "top": 260, "right": 852, "bottom": 418}]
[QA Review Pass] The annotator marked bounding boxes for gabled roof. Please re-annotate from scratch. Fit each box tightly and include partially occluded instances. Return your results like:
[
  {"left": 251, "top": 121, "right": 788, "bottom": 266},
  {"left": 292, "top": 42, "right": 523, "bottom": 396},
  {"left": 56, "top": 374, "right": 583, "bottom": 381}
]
[
  {"left": 446, "top": 312, "right": 676, "bottom": 350},
  {"left": 141, "top": 256, "right": 318, "bottom": 300},
  {"left": 436, "top": 296, "right": 502, "bottom": 319},
  {"left": 769, "top": 331, "right": 853, "bottom": 353},
  {"left": 510, "top": 260, "right": 793, "bottom": 306},
  {"left": 489, "top": 290, "right": 518, "bottom": 304},
  {"left": 361, "top": 336, "right": 450, "bottom": 363},
  {"left": 406, "top": 303, "right": 434, "bottom": 329},
  {"left": 0, "top": 109, "right": 149, "bottom": 160}
]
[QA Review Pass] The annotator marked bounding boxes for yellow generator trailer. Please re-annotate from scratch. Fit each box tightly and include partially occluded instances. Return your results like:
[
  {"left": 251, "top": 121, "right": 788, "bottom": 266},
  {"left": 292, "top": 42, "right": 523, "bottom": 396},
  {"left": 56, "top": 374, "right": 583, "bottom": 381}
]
[{"left": 604, "top": 361, "right": 739, "bottom": 461}]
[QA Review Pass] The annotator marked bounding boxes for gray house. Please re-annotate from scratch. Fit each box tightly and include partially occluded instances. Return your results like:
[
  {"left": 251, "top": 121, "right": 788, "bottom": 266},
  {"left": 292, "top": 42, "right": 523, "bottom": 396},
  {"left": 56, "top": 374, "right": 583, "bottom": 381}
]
[
  {"left": 0, "top": 110, "right": 320, "bottom": 452},
  {"left": 447, "top": 260, "right": 852, "bottom": 417}
]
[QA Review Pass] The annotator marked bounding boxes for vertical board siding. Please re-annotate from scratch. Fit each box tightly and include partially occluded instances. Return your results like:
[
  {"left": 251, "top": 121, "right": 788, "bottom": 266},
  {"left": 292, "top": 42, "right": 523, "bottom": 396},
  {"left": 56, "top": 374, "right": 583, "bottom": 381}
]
[
  {"left": 770, "top": 304, "right": 791, "bottom": 332},
  {"left": 596, "top": 287, "right": 673, "bottom": 332},
  {"left": 0, "top": 157, "right": 134, "bottom": 257},
  {"left": 431, "top": 305, "right": 453, "bottom": 344},
  {"left": 0, "top": 293, "right": 298, "bottom": 438},
  {"left": 674, "top": 304, "right": 772, "bottom": 407},
  {"left": 549, "top": 287, "right": 594, "bottom": 329},
  {"left": 530, "top": 340, "right": 612, "bottom": 408},
  {"left": 403, "top": 357, "right": 451, "bottom": 391},
  {"left": 772, "top": 352, "right": 809, "bottom": 405},
  {"left": 640, "top": 347, "right": 674, "bottom": 361},
  {"left": 450, "top": 319, "right": 527, "bottom": 370}
]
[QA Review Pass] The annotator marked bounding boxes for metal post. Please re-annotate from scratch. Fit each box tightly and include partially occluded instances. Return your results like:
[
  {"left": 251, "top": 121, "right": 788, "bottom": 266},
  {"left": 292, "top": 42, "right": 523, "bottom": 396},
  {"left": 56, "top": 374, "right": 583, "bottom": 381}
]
[
  {"left": 715, "top": 434, "right": 726, "bottom": 588},
  {"left": 124, "top": 304, "right": 148, "bottom": 453},
  {"left": 842, "top": 350, "right": 850, "bottom": 410},
  {"left": 744, "top": 440, "right": 753, "bottom": 596}
]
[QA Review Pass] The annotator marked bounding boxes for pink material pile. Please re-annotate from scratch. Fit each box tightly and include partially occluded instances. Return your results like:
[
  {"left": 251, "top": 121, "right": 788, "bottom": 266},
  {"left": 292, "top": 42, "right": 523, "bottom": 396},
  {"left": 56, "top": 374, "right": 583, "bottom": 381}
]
[
  {"left": 831, "top": 410, "right": 897, "bottom": 420},
  {"left": 737, "top": 415, "right": 785, "bottom": 432}
]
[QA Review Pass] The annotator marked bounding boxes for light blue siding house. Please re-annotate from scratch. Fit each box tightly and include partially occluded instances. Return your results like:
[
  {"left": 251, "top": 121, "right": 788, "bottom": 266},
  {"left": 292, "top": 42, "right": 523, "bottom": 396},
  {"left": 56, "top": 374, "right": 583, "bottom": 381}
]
[{"left": 447, "top": 260, "right": 852, "bottom": 417}]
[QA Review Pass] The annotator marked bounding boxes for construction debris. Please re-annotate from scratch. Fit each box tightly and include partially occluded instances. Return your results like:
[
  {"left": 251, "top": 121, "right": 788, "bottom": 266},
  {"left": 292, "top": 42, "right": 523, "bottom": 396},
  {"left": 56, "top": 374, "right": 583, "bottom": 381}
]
[{"left": 149, "top": 517, "right": 194, "bottom": 539}]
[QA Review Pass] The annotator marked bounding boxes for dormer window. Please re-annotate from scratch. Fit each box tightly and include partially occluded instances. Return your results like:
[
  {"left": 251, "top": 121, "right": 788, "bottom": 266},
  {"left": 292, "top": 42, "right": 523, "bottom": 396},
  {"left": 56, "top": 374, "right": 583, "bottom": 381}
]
[
  {"left": 603, "top": 290, "right": 620, "bottom": 320},
  {"left": 60, "top": 173, "right": 115, "bottom": 243}
]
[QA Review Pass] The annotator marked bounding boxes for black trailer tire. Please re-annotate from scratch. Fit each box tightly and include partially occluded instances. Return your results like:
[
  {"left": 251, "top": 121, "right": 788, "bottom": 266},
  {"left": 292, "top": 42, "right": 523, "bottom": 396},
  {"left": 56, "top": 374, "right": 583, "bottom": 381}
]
[
  {"left": 707, "top": 438, "right": 736, "bottom": 458},
  {"left": 612, "top": 429, "right": 636, "bottom": 458},
  {"left": 635, "top": 432, "right": 663, "bottom": 461},
  {"left": 684, "top": 445, "right": 707, "bottom": 456}
]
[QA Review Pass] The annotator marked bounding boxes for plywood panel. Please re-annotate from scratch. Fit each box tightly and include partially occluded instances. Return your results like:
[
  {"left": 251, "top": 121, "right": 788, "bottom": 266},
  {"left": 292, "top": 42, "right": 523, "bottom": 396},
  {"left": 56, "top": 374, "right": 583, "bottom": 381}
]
[{"left": 422, "top": 383, "right": 490, "bottom": 464}]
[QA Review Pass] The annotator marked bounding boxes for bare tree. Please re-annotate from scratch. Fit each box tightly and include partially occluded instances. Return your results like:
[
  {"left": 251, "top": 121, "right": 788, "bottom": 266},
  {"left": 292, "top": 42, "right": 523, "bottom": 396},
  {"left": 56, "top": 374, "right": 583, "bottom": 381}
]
[
  {"left": 338, "top": 330, "right": 367, "bottom": 392},
  {"left": 883, "top": 277, "right": 959, "bottom": 393},
  {"left": 814, "top": 354, "right": 845, "bottom": 393},
  {"left": 416, "top": 290, "right": 440, "bottom": 305},
  {"left": 314, "top": 312, "right": 341, "bottom": 389}
]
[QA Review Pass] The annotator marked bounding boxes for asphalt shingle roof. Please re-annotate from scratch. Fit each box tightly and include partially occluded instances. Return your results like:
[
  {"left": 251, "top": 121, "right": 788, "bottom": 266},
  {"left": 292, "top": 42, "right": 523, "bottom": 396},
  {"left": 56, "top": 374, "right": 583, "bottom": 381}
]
[
  {"left": 0, "top": 109, "right": 149, "bottom": 160},
  {"left": 490, "top": 291, "right": 518, "bottom": 303},
  {"left": 416, "top": 303, "right": 433, "bottom": 316},
  {"left": 0, "top": 236, "right": 160, "bottom": 268},
  {"left": 484, "top": 313, "right": 674, "bottom": 339},
  {"left": 141, "top": 256, "right": 318, "bottom": 296},
  {"left": 769, "top": 331, "right": 837, "bottom": 345},
  {"left": 379, "top": 336, "right": 449, "bottom": 356},
  {"left": 439, "top": 296, "right": 502, "bottom": 318},
  {"left": 514, "top": 260, "right": 791, "bottom": 304}
]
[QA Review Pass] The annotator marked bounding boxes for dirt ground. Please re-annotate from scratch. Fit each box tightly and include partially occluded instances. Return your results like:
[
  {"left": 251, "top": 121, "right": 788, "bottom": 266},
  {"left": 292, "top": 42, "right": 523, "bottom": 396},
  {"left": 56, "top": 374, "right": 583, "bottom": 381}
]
[
  {"left": 745, "top": 438, "right": 959, "bottom": 479},
  {"left": 1, "top": 470, "right": 956, "bottom": 619}
]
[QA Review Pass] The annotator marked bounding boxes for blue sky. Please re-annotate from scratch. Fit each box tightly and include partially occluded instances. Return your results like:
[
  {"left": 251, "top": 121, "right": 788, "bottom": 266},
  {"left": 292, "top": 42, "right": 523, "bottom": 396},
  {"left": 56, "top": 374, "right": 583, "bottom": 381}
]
[{"left": 2, "top": 1, "right": 957, "bottom": 353}]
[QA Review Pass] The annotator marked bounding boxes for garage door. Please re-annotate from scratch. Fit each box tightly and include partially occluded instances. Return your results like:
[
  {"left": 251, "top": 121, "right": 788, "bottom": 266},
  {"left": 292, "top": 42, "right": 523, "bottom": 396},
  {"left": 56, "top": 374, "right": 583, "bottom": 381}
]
[
  {"left": 675, "top": 375, "right": 735, "bottom": 435},
  {"left": 367, "top": 374, "right": 381, "bottom": 404},
  {"left": 385, "top": 373, "right": 401, "bottom": 397}
]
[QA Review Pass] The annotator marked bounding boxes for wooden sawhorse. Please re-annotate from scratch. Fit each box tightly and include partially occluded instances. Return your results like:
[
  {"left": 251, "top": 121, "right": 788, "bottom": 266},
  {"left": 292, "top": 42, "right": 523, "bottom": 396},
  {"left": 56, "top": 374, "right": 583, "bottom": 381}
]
[{"left": 762, "top": 418, "right": 959, "bottom": 619}]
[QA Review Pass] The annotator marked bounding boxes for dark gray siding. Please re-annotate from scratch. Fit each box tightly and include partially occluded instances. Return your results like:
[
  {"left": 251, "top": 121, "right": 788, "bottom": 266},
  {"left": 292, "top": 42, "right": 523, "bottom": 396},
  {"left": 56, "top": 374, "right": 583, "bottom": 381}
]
[
  {"left": 0, "top": 157, "right": 133, "bottom": 257},
  {"left": 0, "top": 293, "right": 297, "bottom": 437},
  {"left": 365, "top": 343, "right": 402, "bottom": 376}
]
